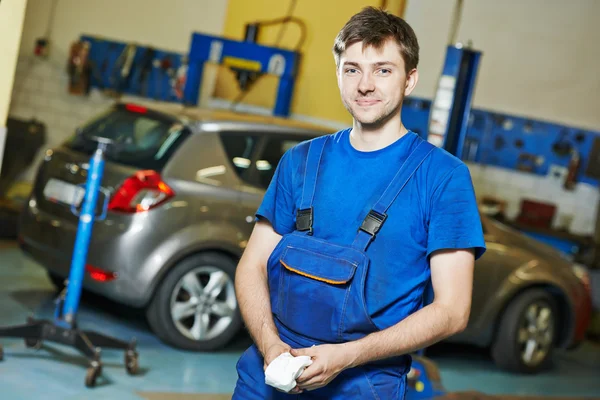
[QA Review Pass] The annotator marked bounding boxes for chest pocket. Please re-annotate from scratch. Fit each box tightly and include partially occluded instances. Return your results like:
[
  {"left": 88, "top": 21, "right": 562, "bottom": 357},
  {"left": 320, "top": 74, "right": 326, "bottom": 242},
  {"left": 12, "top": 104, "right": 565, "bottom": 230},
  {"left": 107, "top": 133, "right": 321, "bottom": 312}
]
[{"left": 269, "top": 232, "right": 377, "bottom": 343}]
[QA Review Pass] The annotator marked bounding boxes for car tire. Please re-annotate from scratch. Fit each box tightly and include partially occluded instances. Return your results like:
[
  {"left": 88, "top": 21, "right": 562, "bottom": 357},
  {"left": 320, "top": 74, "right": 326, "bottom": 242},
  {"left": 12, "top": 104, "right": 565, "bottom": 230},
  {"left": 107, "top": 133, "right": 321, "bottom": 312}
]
[
  {"left": 491, "top": 288, "right": 558, "bottom": 374},
  {"left": 146, "top": 252, "right": 242, "bottom": 351}
]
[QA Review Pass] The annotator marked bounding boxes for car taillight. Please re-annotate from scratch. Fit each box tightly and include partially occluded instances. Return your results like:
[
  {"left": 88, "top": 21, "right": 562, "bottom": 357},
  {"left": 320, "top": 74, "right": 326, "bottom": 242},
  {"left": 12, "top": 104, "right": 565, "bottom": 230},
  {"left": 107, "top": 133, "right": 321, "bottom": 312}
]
[
  {"left": 108, "top": 170, "right": 175, "bottom": 213},
  {"left": 86, "top": 264, "right": 117, "bottom": 282}
]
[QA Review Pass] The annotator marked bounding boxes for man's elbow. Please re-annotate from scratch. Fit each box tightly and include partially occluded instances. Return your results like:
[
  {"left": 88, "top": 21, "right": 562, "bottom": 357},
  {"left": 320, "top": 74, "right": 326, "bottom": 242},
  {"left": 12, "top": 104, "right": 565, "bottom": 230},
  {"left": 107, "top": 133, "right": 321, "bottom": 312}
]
[{"left": 450, "top": 307, "right": 471, "bottom": 334}]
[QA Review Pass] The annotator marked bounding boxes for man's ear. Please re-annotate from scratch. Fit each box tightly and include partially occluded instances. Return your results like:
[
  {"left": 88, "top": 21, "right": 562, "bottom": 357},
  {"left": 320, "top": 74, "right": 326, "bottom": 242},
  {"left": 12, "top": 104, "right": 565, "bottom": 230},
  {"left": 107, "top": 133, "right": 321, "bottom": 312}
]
[{"left": 404, "top": 68, "right": 419, "bottom": 96}]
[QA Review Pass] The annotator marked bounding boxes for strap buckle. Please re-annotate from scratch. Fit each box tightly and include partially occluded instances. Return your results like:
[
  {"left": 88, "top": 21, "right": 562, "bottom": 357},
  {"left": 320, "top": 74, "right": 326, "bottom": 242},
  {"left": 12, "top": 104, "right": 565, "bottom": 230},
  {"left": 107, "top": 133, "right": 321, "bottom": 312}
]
[
  {"left": 296, "top": 207, "right": 313, "bottom": 235},
  {"left": 359, "top": 210, "right": 387, "bottom": 237}
]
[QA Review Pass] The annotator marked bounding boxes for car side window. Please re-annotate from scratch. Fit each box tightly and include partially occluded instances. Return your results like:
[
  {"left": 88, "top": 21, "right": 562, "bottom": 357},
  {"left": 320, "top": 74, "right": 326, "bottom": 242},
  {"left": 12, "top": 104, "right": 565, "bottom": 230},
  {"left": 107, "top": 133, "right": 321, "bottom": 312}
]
[
  {"left": 256, "top": 135, "right": 313, "bottom": 189},
  {"left": 219, "top": 132, "right": 260, "bottom": 184}
]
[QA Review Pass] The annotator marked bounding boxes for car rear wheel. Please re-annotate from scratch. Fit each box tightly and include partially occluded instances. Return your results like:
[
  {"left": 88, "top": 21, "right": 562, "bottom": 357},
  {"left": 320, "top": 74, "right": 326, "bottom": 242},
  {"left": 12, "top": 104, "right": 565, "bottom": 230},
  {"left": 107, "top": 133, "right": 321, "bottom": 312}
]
[
  {"left": 491, "top": 289, "right": 558, "bottom": 373},
  {"left": 146, "top": 252, "right": 242, "bottom": 351}
]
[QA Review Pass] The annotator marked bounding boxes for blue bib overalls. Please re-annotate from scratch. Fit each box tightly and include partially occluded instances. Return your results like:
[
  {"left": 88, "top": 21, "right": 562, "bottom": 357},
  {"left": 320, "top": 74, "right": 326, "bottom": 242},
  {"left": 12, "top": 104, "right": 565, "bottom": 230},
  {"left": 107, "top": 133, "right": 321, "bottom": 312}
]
[{"left": 234, "top": 135, "right": 435, "bottom": 399}]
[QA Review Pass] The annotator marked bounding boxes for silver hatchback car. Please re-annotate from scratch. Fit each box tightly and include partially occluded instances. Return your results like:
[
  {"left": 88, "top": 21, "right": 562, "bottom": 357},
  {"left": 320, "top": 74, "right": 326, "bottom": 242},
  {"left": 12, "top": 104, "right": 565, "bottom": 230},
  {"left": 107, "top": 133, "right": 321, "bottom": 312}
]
[
  {"left": 18, "top": 101, "right": 591, "bottom": 374},
  {"left": 19, "top": 101, "right": 324, "bottom": 351}
]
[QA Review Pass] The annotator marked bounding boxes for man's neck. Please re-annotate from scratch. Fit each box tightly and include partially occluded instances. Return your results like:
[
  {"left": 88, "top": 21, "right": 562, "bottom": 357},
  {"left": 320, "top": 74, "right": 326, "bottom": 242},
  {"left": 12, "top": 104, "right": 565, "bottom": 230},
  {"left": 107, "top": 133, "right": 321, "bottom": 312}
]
[{"left": 349, "top": 116, "right": 409, "bottom": 152}]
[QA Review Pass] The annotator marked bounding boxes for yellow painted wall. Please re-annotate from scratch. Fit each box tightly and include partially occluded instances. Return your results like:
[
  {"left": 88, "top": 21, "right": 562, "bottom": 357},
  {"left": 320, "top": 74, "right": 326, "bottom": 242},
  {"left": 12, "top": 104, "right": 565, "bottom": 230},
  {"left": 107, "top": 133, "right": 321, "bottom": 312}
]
[
  {"left": 0, "top": 0, "right": 28, "bottom": 125},
  {"left": 0, "top": 0, "right": 28, "bottom": 174},
  {"left": 215, "top": 0, "right": 406, "bottom": 125}
]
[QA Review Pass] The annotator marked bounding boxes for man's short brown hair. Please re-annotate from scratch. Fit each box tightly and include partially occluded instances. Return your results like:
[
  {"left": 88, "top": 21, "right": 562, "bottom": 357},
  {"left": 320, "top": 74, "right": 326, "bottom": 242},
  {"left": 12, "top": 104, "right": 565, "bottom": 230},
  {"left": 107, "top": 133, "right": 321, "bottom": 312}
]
[{"left": 333, "top": 6, "right": 419, "bottom": 73}]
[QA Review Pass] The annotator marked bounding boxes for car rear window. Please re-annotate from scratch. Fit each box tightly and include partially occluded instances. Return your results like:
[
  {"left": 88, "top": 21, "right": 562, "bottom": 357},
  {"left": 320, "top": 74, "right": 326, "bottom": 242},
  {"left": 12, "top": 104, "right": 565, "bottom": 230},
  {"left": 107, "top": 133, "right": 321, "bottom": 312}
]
[{"left": 64, "top": 107, "right": 189, "bottom": 170}]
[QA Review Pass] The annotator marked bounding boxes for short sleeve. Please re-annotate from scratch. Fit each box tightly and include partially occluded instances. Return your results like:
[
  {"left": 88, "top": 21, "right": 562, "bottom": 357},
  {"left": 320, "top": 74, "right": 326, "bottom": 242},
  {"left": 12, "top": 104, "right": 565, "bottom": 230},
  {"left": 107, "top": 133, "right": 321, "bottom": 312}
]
[
  {"left": 255, "top": 149, "right": 297, "bottom": 235},
  {"left": 427, "top": 164, "right": 486, "bottom": 260}
]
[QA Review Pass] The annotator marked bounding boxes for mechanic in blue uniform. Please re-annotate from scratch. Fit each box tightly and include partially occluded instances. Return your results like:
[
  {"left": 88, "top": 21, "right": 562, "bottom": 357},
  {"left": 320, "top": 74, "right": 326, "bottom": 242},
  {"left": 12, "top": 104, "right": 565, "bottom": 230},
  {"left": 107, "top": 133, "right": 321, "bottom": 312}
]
[{"left": 233, "top": 6, "right": 486, "bottom": 399}]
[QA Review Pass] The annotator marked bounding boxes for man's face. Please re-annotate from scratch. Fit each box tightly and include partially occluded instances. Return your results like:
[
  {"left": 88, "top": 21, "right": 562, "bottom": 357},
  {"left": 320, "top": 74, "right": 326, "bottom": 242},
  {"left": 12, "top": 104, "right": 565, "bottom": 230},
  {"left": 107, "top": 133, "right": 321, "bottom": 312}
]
[{"left": 336, "top": 38, "right": 417, "bottom": 127}]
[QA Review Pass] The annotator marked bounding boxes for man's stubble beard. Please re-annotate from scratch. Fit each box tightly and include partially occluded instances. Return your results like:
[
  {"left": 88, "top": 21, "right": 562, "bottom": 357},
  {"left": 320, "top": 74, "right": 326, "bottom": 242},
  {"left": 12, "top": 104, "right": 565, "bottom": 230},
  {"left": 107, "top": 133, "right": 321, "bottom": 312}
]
[{"left": 344, "top": 96, "right": 404, "bottom": 130}]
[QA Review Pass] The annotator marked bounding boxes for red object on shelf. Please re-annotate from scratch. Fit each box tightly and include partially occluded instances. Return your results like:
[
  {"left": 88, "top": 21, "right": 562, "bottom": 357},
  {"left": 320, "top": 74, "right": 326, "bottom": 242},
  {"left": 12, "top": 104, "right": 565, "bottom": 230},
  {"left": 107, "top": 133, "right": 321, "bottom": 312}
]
[{"left": 516, "top": 199, "right": 556, "bottom": 229}]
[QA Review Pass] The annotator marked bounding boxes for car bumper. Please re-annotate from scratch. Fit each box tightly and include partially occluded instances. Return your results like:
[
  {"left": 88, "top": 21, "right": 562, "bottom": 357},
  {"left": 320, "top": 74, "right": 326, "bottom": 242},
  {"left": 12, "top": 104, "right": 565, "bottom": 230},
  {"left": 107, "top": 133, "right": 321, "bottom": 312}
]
[
  {"left": 572, "top": 283, "right": 593, "bottom": 346},
  {"left": 18, "top": 205, "right": 155, "bottom": 308}
]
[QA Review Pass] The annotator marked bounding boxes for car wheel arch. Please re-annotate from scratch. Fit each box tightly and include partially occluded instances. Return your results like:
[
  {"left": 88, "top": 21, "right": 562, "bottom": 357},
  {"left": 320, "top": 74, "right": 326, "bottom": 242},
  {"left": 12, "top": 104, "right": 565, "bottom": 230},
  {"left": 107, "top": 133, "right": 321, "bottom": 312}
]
[{"left": 144, "top": 244, "right": 241, "bottom": 308}]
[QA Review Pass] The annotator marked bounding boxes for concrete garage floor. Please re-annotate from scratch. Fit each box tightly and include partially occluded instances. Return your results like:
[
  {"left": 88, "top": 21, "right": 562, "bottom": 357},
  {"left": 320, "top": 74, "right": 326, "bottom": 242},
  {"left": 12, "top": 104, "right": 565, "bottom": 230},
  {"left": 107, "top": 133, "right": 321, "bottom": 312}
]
[{"left": 0, "top": 240, "right": 599, "bottom": 400}]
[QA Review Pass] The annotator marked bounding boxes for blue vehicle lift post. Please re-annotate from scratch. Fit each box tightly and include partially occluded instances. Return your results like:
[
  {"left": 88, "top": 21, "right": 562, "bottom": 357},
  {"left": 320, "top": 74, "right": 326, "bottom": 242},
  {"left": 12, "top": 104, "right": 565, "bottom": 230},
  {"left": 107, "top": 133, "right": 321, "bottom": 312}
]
[
  {"left": 426, "top": 43, "right": 482, "bottom": 158},
  {"left": 0, "top": 137, "right": 139, "bottom": 388}
]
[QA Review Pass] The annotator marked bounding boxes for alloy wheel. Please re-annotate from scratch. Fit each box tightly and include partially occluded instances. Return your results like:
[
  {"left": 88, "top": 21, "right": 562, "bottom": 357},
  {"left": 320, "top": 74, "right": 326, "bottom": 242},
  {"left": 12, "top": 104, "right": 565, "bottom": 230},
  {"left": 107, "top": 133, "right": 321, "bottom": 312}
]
[
  {"left": 169, "top": 266, "right": 237, "bottom": 342},
  {"left": 517, "top": 301, "right": 554, "bottom": 367}
]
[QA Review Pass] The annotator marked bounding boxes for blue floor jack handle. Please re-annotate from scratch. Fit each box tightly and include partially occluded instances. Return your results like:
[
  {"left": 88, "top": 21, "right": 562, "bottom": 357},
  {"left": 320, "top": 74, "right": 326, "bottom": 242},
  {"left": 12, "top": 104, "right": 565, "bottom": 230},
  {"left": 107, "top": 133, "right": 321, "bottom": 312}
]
[
  {"left": 0, "top": 136, "right": 140, "bottom": 388},
  {"left": 59, "top": 139, "right": 111, "bottom": 327}
]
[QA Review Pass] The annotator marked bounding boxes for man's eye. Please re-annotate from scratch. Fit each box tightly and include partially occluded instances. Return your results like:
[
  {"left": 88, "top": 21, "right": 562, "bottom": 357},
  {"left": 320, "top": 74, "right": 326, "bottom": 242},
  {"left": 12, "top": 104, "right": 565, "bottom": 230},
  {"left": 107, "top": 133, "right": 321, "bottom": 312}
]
[
  {"left": 379, "top": 69, "right": 391, "bottom": 75},
  {"left": 345, "top": 68, "right": 357, "bottom": 74}
]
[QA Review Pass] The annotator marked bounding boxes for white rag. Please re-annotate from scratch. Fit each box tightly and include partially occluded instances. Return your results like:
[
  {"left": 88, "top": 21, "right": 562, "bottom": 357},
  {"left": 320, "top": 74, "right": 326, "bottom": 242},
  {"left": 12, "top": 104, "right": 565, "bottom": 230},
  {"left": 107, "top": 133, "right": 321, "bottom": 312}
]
[{"left": 264, "top": 352, "right": 313, "bottom": 393}]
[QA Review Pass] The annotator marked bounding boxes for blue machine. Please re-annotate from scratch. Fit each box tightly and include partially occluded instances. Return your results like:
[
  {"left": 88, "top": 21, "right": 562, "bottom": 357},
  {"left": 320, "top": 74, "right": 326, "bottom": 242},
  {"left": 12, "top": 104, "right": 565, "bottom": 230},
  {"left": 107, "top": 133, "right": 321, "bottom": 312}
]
[
  {"left": 0, "top": 137, "right": 139, "bottom": 388},
  {"left": 426, "top": 44, "right": 482, "bottom": 158},
  {"left": 183, "top": 32, "right": 300, "bottom": 117}
]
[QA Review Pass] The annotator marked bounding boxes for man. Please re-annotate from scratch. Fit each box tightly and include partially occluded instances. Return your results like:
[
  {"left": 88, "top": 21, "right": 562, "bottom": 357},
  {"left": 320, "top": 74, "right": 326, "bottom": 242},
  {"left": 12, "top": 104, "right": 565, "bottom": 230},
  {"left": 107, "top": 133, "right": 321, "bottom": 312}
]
[{"left": 233, "top": 6, "right": 486, "bottom": 399}]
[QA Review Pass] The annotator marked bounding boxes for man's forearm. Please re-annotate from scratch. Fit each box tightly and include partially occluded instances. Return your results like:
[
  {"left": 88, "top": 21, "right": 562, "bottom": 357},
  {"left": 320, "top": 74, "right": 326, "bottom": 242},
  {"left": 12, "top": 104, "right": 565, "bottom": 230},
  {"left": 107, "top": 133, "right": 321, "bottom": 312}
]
[
  {"left": 235, "top": 263, "right": 280, "bottom": 356},
  {"left": 347, "top": 302, "right": 468, "bottom": 368}
]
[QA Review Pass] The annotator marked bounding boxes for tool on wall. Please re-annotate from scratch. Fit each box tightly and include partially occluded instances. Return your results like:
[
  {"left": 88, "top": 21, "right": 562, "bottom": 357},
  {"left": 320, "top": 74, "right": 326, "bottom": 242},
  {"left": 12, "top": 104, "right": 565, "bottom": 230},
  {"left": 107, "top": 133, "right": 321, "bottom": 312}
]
[
  {"left": 153, "top": 55, "right": 176, "bottom": 100},
  {"left": 110, "top": 44, "right": 137, "bottom": 93},
  {"left": 67, "top": 40, "right": 92, "bottom": 96},
  {"left": 552, "top": 129, "right": 573, "bottom": 157},
  {"left": 172, "top": 56, "right": 189, "bottom": 100},
  {"left": 564, "top": 149, "right": 581, "bottom": 190},
  {"left": 516, "top": 152, "right": 543, "bottom": 173},
  {"left": 137, "top": 47, "right": 156, "bottom": 96}
]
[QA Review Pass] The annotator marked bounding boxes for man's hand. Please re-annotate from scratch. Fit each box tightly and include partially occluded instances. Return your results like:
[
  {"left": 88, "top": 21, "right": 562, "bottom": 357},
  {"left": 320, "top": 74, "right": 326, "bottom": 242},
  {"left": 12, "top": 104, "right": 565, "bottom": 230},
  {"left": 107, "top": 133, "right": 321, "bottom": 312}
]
[
  {"left": 291, "top": 343, "right": 356, "bottom": 391},
  {"left": 262, "top": 341, "right": 304, "bottom": 395},
  {"left": 262, "top": 341, "right": 291, "bottom": 370}
]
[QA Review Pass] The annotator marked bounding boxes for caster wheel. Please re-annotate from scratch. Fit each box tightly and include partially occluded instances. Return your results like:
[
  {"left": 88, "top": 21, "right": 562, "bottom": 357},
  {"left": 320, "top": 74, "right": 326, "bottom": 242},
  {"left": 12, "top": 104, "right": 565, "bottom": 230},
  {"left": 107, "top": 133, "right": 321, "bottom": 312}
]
[
  {"left": 24, "top": 338, "right": 42, "bottom": 349},
  {"left": 125, "top": 350, "right": 139, "bottom": 375},
  {"left": 85, "top": 363, "right": 102, "bottom": 388}
]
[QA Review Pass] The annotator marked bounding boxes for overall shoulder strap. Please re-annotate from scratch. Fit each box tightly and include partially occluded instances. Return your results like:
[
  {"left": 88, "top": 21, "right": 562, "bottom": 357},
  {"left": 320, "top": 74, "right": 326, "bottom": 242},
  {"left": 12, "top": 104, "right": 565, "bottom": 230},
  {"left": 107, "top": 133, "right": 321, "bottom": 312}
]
[
  {"left": 352, "top": 139, "right": 436, "bottom": 251},
  {"left": 295, "top": 135, "right": 329, "bottom": 235}
]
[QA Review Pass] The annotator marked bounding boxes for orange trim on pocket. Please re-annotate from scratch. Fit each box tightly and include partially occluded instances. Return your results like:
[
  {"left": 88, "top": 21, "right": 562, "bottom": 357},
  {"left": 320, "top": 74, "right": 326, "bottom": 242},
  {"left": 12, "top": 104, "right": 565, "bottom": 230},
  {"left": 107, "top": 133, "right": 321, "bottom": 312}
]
[{"left": 280, "top": 260, "right": 348, "bottom": 285}]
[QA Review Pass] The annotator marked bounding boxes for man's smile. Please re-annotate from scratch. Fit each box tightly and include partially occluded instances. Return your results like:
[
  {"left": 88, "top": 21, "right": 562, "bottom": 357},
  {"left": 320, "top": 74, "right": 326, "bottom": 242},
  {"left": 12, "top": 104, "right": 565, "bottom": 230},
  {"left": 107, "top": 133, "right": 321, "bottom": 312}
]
[{"left": 355, "top": 99, "right": 381, "bottom": 106}]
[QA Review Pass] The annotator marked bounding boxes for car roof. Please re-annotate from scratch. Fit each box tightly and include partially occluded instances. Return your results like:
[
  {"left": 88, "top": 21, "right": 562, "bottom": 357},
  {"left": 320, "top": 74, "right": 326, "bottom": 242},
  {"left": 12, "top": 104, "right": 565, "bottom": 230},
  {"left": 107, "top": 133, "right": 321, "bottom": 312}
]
[{"left": 117, "top": 99, "right": 334, "bottom": 135}]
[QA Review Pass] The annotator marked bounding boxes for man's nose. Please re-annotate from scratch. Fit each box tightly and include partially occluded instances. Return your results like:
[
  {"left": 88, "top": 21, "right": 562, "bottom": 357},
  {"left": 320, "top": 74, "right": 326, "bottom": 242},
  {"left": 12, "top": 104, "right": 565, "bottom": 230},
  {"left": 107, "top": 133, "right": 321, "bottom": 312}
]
[{"left": 358, "top": 73, "right": 375, "bottom": 94}]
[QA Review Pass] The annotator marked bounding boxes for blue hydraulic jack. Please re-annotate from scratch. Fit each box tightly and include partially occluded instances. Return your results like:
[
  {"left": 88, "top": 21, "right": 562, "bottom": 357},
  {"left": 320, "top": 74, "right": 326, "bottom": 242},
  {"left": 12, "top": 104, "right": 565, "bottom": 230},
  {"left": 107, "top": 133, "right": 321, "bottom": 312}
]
[{"left": 0, "top": 137, "right": 139, "bottom": 388}]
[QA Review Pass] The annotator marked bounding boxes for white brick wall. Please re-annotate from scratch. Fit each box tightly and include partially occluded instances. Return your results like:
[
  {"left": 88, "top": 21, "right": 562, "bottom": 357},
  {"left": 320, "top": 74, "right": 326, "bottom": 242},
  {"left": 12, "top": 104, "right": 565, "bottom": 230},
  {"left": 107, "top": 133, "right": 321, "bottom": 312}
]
[
  {"left": 8, "top": 55, "right": 115, "bottom": 182},
  {"left": 467, "top": 162, "right": 599, "bottom": 236}
]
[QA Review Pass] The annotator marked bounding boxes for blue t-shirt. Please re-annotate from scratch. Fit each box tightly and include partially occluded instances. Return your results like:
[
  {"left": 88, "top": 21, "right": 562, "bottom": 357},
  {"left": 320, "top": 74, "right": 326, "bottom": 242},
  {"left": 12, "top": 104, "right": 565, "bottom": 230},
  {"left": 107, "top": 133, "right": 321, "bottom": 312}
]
[{"left": 257, "top": 128, "right": 486, "bottom": 329}]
